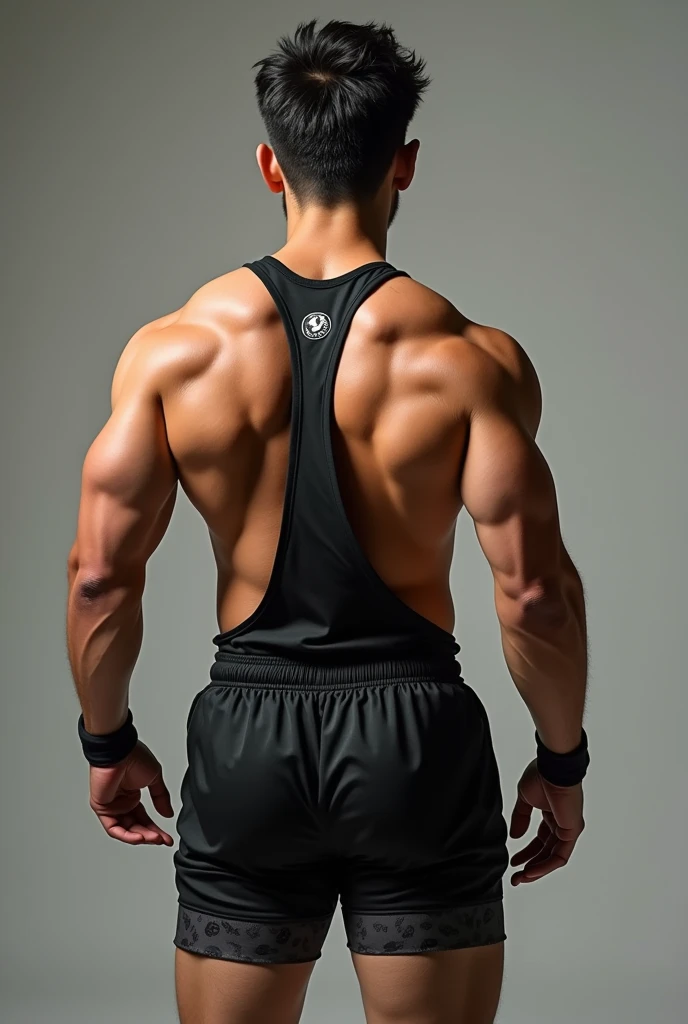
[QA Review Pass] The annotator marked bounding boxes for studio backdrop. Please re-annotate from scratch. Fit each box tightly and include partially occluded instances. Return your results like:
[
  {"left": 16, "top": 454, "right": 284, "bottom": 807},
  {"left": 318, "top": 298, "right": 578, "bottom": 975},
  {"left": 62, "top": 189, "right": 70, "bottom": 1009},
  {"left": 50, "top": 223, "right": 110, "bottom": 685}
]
[{"left": 1, "top": 1, "right": 686, "bottom": 1022}]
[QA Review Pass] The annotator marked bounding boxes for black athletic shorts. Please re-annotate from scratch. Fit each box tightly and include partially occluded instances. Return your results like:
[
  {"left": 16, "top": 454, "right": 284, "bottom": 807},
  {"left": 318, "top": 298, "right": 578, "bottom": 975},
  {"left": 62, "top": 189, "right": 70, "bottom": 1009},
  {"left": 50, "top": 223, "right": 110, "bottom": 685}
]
[{"left": 173, "top": 654, "right": 509, "bottom": 965}]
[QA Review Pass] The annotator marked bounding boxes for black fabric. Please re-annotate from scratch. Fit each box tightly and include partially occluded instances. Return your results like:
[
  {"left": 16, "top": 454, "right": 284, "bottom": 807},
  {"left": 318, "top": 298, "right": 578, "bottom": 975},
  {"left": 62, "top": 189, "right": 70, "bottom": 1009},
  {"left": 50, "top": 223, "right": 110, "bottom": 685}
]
[
  {"left": 173, "top": 657, "right": 508, "bottom": 964},
  {"left": 536, "top": 728, "right": 590, "bottom": 787},
  {"left": 211, "top": 255, "right": 461, "bottom": 664},
  {"left": 77, "top": 708, "right": 138, "bottom": 767},
  {"left": 172, "top": 256, "right": 509, "bottom": 965},
  {"left": 209, "top": 651, "right": 463, "bottom": 689}
]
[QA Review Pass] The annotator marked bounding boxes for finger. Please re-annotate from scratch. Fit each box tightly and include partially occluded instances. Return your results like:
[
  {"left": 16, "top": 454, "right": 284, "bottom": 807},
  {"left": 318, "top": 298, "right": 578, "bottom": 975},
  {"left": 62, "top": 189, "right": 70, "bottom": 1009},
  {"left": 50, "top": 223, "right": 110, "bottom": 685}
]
[
  {"left": 510, "top": 835, "right": 545, "bottom": 867},
  {"left": 524, "top": 830, "right": 558, "bottom": 869},
  {"left": 512, "top": 838, "right": 576, "bottom": 885},
  {"left": 145, "top": 825, "right": 174, "bottom": 846},
  {"left": 553, "top": 819, "right": 584, "bottom": 843},
  {"left": 509, "top": 793, "right": 533, "bottom": 839},
  {"left": 148, "top": 773, "right": 175, "bottom": 818},
  {"left": 542, "top": 810, "right": 556, "bottom": 830},
  {"left": 130, "top": 824, "right": 174, "bottom": 846},
  {"left": 132, "top": 804, "right": 174, "bottom": 846},
  {"left": 511, "top": 832, "right": 557, "bottom": 885},
  {"left": 513, "top": 853, "right": 567, "bottom": 884},
  {"left": 106, "top": 825, "right": 147, "bottom": 845},
  {"left": 97, "top": 814, "right": 146, "bottom": 845},
  {"left": 510, "top": 818, "right": 552, "bottom": 866},
  {"left": 128, "top": 806, "right": 166, "bottom": 844},
  {"left": 128, "top": 824, "right": 164, "bottom": 845}
]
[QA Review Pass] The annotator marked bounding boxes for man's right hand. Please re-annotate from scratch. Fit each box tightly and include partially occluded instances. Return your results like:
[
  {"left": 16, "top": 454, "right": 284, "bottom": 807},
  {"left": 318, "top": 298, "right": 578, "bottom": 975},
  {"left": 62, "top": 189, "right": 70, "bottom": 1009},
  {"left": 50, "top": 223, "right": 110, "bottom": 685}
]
[
  {"left": 89, "top": 740, "right": 175, "bottom": 846},
  {"left": 509, "top": 759, "right": 585, "bottom": 886}
]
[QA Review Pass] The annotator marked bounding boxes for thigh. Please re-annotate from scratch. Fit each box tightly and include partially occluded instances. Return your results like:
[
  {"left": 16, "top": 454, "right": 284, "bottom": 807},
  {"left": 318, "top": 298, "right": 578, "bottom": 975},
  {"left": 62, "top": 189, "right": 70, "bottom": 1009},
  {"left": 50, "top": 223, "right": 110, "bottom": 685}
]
[
  {"left": 351, "top": 942, "right": 505, "bottom": 1024},
  {"left": 175, "top": 947, "right": 315, "bottom": 1024}
]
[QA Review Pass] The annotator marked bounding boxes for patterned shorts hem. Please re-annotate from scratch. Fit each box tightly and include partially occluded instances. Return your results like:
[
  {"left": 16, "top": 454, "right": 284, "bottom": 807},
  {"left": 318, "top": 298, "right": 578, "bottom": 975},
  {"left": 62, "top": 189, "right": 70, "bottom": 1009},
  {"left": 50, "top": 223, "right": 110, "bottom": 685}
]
[
  {"left": 343, "top": 900, "right": 505, "bottom": 955},
  {"left": 346, "top": 932, "right": 506, "bottom": 955},
  {"left": 173, "top": 937, "right": 321, "bottom": 965},
  {"left": 174, "top": 904, "right": 330, "bottom": 965}
]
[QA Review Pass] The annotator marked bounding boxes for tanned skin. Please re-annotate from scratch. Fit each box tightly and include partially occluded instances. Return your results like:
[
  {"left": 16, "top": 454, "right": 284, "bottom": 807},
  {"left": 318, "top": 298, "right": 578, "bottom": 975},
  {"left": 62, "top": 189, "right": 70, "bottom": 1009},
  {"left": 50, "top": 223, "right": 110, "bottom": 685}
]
[{"left": 67, "top": 139, "right": 587, "bottom": 1024}]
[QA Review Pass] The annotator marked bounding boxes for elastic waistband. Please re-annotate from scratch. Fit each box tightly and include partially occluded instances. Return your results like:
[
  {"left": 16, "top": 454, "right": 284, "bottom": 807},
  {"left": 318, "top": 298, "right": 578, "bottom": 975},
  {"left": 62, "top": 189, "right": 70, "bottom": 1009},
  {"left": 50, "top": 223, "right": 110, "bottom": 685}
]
[{"left": 209, "top": 652, "right": 464, "bottom": 691}]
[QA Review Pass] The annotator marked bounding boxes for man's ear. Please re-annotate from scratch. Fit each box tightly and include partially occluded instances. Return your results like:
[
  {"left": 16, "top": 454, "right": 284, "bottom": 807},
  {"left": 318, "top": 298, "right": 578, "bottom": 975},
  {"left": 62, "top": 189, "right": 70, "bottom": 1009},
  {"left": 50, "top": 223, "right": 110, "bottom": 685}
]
[
  {"left": 256, "top": 143, "right": 285, "bottom": 194},
  {"left": 393, "top": 138, "right": 420, "bottom": 192}
]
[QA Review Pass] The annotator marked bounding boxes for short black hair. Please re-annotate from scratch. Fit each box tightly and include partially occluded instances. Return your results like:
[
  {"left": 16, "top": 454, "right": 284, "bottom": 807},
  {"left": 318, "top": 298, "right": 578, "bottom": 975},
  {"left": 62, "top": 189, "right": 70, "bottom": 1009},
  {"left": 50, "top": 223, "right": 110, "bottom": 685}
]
[{"left": 253, "top": 19, "right": 430, "bottom": 205}]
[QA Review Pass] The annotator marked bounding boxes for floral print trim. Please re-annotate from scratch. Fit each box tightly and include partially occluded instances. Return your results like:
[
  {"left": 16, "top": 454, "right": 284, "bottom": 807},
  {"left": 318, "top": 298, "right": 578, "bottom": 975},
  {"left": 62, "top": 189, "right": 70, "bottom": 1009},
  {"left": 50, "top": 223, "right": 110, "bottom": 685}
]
[
  {"left": 345, "top": 902, "right": 505, "bottom": 954},
  {"left": 174, "top": 906, "right": 331, "bottom": 964}
]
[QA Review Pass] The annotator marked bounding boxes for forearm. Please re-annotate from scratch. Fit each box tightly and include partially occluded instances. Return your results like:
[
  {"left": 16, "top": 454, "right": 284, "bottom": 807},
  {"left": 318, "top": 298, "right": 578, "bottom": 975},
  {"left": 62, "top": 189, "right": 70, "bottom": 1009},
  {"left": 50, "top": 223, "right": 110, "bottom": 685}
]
[
  {"left": 497, "top": 564, "right": 587, "bottom": 753},
  {"left": 66, "top": 561, "right": 144, "bottom": 734}
]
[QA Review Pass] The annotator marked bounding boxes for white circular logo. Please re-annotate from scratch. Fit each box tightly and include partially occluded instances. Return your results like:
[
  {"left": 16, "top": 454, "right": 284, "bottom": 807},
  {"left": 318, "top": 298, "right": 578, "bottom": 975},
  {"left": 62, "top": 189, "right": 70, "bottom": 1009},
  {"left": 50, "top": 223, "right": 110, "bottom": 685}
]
[{"left": 301, "top": 311, "right": 332, "bottom": 339}]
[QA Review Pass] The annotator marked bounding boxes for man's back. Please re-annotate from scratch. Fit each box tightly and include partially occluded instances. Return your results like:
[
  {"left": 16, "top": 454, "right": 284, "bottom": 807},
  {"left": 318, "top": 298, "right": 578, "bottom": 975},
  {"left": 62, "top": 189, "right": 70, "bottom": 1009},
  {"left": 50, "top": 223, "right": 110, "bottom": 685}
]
[
  {"left": 67, "top": 20, "right": 587, "bottom": 1024},
  {"left": 110, "top": 249, "right": 538, "bottom": 638}
]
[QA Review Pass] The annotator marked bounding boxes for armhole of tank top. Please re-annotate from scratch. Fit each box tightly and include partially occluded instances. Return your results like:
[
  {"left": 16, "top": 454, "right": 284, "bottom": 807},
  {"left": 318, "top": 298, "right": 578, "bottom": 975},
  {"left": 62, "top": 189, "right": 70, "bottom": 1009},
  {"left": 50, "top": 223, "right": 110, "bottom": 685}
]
[
  {"left": 321, "top": 267, "right": 460, "bottom": 649},
  {"left": 212, "top": 260, "right": 304, "bottom": 645}
]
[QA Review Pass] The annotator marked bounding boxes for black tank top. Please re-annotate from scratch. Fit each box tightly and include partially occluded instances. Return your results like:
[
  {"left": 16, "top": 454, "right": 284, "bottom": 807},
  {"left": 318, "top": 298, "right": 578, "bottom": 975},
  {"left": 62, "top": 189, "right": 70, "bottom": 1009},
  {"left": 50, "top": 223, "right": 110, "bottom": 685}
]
[{"left": 212, "top": 255, "right": 461, "bottom": 665}]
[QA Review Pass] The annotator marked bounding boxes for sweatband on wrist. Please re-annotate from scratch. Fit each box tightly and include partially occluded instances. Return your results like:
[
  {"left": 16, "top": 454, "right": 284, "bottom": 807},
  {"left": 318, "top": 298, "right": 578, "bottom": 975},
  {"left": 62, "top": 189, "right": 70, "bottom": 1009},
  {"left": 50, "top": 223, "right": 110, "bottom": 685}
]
[
  {"left": 535, "top": 728, "right": 590, "bottom": 787},
  {"left": 78, "top": 708, "right": 138, "bottom": 767}
]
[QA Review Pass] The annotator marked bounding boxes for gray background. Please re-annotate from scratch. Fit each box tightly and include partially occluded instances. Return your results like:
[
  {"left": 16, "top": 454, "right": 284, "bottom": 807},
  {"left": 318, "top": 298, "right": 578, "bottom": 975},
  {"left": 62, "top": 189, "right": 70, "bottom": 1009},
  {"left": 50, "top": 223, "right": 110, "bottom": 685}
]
[{"left": 2, "top": 1, "right": 686, "bottom": 1021}]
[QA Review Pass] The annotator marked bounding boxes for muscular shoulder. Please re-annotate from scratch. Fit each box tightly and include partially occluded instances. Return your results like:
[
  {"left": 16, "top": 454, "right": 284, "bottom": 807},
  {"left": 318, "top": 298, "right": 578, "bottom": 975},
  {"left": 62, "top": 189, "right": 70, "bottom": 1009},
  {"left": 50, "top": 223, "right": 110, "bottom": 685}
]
[
  {"left": 364, "top": 275, "right": 466, "bottom": 340},
  {"left": 372, "top": 277, "right": 541, "bottom": 434},
  {"left": 110, "top": 266, "right": 273, "bottom": 406},
  {"left": 462, "top": 324, "right": 542, "bottom": 434}
]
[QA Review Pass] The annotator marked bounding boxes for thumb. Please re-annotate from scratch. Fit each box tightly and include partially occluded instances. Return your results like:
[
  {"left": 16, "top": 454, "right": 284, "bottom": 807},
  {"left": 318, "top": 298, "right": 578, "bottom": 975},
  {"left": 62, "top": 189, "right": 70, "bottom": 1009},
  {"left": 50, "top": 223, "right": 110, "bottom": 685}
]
[
  {"left": 90, "top": 762, "right": 126, "bottom": 804},
  {"left": 148, "top": 772, "right": 175, "bottom": 818},
  {"left": 544, "top": 782, "right": 583, "bottom": 835}
]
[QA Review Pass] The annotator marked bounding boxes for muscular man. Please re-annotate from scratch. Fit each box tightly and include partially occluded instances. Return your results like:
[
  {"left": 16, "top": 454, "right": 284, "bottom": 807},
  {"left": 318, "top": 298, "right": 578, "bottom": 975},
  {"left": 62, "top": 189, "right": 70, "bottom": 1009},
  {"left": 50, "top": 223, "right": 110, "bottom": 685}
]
[{"left": 66, "top": 19, "right": 588, "bottom": 1024}]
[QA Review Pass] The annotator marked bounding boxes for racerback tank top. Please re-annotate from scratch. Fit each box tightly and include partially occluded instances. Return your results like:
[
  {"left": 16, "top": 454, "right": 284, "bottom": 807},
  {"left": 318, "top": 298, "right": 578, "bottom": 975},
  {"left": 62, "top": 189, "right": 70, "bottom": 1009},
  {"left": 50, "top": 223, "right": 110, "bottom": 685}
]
[{"left": 212, "top": 255, "right": 461, "bottom": 665}]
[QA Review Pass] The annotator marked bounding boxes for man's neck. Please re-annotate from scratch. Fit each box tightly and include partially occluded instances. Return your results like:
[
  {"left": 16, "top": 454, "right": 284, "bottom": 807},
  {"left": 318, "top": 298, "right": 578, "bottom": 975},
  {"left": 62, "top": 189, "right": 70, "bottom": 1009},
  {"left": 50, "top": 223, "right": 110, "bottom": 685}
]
[{"left": 274, "top": 197, "right": 390, "bottom": 279}]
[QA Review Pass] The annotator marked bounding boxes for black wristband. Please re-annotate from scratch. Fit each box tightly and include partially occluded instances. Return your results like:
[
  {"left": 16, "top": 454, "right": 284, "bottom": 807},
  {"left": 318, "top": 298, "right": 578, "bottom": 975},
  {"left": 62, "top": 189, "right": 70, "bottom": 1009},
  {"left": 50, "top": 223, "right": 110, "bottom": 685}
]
[
  {"left": 535, "top": 728, "right": 590, "bottom": 787},
  {"left": 78, "top": 708, "right": 138, "bottom": 767}
]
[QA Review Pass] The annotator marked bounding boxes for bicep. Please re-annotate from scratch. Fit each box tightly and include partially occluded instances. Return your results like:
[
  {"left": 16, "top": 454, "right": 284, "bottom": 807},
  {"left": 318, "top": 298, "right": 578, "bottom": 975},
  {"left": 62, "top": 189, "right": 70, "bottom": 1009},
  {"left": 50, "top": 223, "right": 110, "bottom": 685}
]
[
  {"left": 75, "top": 365, "right": 178, "bottom": 579},
  {"left": 461, "top": 406, "right": 563, "bottom": 603}
]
